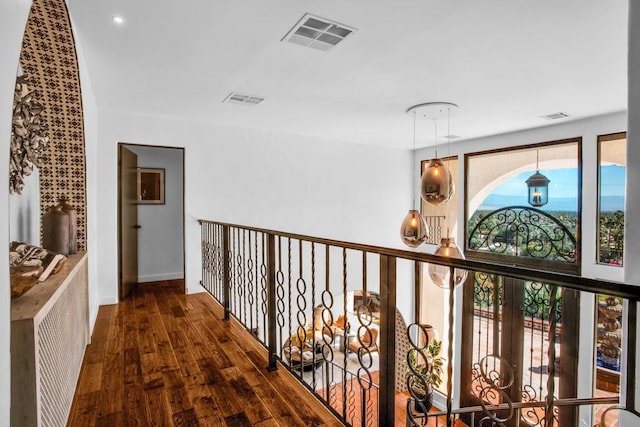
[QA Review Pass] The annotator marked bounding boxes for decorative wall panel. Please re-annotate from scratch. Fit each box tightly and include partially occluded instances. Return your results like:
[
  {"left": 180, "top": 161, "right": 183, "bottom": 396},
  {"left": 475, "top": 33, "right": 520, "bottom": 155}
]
[{"left": 19, "top": 0, "right": 87, "bottom": 251}]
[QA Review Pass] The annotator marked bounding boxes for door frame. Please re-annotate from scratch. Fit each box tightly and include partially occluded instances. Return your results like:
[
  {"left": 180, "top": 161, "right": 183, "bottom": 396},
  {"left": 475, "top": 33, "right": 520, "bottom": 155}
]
[
  {"left": 117, "top": 142, "right": 186, "bottom": 299},
  {"left": 459, "top": 138, "right": 583, "bottom": 426}
]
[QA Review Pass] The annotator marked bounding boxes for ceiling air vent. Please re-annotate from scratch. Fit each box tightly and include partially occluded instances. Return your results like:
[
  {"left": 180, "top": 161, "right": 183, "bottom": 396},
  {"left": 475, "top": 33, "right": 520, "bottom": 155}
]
[
  {"left": 282, "top": 13, "right": 356, "bottom": 51},
  {"left": 223, "top": 92, "right": 265, "bottom": 106},
  {"left": 541, "top": 112, "right": 570, "bottom": 120}
]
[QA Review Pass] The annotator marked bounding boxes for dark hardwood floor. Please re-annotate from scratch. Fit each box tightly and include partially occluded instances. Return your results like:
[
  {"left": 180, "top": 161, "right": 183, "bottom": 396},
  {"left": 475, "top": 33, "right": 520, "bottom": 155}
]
[{"left": 68, "top": 280, "right": 342, "bottom": 426}]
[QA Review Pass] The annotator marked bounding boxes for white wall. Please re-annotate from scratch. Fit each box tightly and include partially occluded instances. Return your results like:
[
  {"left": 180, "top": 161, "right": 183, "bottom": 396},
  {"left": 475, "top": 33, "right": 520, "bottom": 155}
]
[
  {"left": 72, "top": 17, "right": 101, "bottom": 333},
  {"left": 9, "top": 168, "right": 40, "bottom": 245},
  {"left": 0, "top": 0, "right": 35, "bottom": 423},
  {"left": 626, "top": 1, "right": 640, "bottom": 411},
  {"left": 125, "top": 145, "right": 184, "bottom": 283},
  {"left": 96, "top": 110, "right": 413, "bottom": 309}
]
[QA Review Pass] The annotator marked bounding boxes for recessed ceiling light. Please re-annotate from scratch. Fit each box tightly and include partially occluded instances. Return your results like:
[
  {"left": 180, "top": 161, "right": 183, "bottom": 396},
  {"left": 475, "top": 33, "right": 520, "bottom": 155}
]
[{"left": 112, "top": 16, "right": 125, "bottom": 25}]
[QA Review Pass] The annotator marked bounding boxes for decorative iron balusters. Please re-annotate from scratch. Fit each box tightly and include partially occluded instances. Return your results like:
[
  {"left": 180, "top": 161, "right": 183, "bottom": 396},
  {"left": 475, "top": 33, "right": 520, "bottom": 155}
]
[
  {"left": 199, "top": 220, "right": 637, "bottom": 427},
  {"left": 275, "top": 237, "right": 286, "bottom": 346},
  {"left": 475, "top": 355, "right": 515, "bottom": 426},
  {"left": 467, "top": 206, "right": 576, "bottom": 263},
  {"left": 406, "top": 323, "right": 433, "bottom": 424}
]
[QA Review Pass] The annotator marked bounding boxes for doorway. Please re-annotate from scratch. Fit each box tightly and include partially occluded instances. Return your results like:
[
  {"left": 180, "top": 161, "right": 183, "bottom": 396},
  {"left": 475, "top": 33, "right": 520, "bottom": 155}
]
[
  {"left": 118, "top": 143, "right": 185, "bottom": 300},
  {"left": 459, "top": 139, "right": 582, "bottom": 426}
]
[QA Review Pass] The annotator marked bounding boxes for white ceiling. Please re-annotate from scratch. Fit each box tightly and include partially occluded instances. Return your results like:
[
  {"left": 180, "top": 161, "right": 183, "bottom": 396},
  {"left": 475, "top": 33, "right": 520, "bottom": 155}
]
[{"left": 66, "top": 0, "right": 628, "bottom": 149}]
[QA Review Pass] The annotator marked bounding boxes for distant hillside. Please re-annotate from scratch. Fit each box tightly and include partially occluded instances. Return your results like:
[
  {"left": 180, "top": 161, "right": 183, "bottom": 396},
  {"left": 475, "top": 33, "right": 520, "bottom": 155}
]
[{"left": 478, "top": 194, "right": 624, "bottom": 212}]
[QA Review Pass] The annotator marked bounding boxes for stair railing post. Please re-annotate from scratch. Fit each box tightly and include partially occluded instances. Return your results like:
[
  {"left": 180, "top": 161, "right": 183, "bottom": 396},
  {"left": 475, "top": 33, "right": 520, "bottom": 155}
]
[
  {"left": 379, "top": 254, "right": 397, "bottom": 426},
  {"left": 222, "top": 225, "right": 231, "bottom": 321},
  {"left": 267, "top": 233, "right": 278, "bottom": 371}
]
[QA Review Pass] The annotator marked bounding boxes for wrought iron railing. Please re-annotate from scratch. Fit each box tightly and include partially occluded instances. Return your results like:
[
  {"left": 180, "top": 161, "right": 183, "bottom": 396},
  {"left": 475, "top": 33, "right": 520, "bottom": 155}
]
[{"left": 199, "top": 219, "right": 638, "bottom": 427}]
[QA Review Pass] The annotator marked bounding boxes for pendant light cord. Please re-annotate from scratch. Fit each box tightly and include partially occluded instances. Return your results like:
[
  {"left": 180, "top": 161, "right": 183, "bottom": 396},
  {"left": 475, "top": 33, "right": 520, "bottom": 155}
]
[
  {"left": 536, "top": 149, "right": 540, "bottom": 172},
  {"left": 412, "top": 111, "right": 417, "bottom": 210},
  {"left": 433, "top": 118, "right": 438, "bottom": 158}
]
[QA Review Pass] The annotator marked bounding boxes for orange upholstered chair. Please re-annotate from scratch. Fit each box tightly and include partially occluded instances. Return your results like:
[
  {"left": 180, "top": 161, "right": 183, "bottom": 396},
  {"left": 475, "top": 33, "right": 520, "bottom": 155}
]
[{"left": 348, "top": 327, "right": 379, "bottom": 354}]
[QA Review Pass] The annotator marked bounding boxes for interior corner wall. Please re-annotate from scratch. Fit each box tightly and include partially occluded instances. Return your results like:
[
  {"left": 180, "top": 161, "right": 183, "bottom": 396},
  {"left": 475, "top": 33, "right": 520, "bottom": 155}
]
[
  {"left": 125, "top": 145, "right": 184, "bottom": 283},
  {"left": 0, "top": 1, "right": 35, "bottom": 423},
  {"left": 95, "top": 110, "right": 413, "bottom": 313},
  {"left": 626, "top": 0, "right": 640, "bottom": 411},
  {"left": 626, "top": 0, "right": 640, "bottom": 285},
  {"left": 71, "top": 19, "right": 100, "bottom": 332}
]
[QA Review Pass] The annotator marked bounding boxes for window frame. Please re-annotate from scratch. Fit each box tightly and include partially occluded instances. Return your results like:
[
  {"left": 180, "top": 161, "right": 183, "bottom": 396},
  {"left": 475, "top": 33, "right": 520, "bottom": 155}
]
[{"left": 596, "top": 131, "right": 627, "bottom": 267}]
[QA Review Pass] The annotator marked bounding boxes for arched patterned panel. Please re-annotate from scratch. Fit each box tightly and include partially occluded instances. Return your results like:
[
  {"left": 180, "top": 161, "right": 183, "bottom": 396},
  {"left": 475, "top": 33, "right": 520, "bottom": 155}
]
[
  {"left": 19, "top": 0, "right": 86, "bottom": 251},
  {"left": 467, "top": 206, "right": 577, "bottom": 265}
]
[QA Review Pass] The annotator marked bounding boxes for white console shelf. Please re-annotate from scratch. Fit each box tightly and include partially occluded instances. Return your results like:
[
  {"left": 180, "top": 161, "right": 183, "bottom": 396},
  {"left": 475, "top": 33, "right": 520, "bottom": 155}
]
[{"left": 11, "top": 252, "right": 89, "bottom": 427}]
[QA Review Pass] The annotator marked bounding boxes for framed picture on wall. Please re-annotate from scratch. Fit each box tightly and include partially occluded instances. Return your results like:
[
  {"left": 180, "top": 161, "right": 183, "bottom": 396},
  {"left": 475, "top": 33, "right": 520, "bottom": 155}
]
[{"left": 137, "top": 168, "right": 165, "bottom": 204}]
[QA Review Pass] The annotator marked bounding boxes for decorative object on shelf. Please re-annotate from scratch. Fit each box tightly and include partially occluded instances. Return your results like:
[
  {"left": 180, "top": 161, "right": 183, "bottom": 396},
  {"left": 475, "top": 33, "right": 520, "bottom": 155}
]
[
  {"left": 428, "top": 236, "right": 467, "bottom": 288},
  {"left": 43, "top": 205, "right": 70, "bottom": 255},
  {"left": 137, "top": 168, "right": 165, "bottom": 204},
  {"left": 400, "top": 109, "right": 429, "bottom": 247},
  {"left": 58, "top": 195, "right": 78, "bottom": 254},
  {"left": 9, "top": 75, "right": 50, "bottom": 195},
  {"left": 9, "top": 241, "right": 66, "bottom": 283},
  {"left": 526, "top": 150, "right": 550, "bottom": 207},
  {"left": 10, "top": 265, "right": 43, "bottom": 298},
  {"left": 413, "top": 102, "right": 457, "bottom": 206}
]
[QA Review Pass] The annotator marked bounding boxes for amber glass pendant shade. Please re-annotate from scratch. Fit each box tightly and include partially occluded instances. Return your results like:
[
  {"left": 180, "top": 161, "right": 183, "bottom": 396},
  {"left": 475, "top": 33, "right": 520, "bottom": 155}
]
[
  {"left": 400, "top": 209, "right": 429, "bottom": 248},
  {"left": 428, "top": 237, "right": 467, "bottom": 288},
  {"left": 420, "top": 158, "right": 454, "bottom": 205}
]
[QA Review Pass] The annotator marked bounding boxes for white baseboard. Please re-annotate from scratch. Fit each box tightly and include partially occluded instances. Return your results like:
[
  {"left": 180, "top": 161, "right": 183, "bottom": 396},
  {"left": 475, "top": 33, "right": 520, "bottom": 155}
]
[
  {"left": 138, "top": 272, "right": 184, "bottom": 283},
  {"left": 187, "top": 282, "right": 205, "bottom": 294},
  {"left": 99, "top": 295, "right": 118, "bottom": 306}
]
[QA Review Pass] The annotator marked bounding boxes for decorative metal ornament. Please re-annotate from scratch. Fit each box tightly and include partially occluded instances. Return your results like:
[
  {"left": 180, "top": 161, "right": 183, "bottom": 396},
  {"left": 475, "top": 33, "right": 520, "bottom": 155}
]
[
  {"left": 526, "top": 150, "right": 550, "bottom": 207},
  {"left": 400, "top": 209, "right": 429, "bottom": 248},
  {"left": 428, "top": 237, "right": 467, "bottom": 288},
  {"left": 9, "top": 75, "right": 50, "bottom": 195},
  {"left": 400, "top": 110, "right": 428, "bottom": 247}
]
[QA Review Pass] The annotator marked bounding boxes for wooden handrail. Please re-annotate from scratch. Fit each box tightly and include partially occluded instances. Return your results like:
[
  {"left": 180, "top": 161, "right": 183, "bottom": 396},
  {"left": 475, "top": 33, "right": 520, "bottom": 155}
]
[{"left": 198, "top": 219, "right": 639, "bottom": 300}]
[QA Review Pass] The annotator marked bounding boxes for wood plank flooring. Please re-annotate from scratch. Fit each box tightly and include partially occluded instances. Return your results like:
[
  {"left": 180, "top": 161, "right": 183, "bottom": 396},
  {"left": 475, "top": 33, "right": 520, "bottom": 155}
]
[{"left": 68, "top": 280, "right": 342, "bottom": 427}]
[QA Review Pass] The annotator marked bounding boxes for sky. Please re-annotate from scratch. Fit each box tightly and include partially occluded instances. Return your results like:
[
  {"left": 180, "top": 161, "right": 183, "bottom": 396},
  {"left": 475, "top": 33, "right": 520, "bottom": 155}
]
[{"left": 476, "top": 165, "right": 626, "bottom": 211}]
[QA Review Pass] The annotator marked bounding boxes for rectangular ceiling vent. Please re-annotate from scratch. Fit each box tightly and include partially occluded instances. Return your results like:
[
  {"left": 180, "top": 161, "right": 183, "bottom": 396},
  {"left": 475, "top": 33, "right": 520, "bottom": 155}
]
[
  {"left": 223, "top": 92, "right": 265, "bottom": 106},
  {"left": 282, "top": 13, "right": 356, "bottom": 51},
  {"left": 541, "top": 112, "right": 570, "bottom": 120}
]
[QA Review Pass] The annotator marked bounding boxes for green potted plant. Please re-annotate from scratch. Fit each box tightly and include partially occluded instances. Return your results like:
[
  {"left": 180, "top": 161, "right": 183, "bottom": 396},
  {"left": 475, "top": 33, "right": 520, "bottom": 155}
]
[{"left": 407, "top": 338, "right": 444, "bottom": 413}]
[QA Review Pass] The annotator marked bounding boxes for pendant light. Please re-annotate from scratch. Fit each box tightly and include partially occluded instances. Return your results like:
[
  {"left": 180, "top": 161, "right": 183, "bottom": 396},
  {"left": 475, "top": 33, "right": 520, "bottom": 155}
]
[
  {"left": 428, "top": 235, "right": 468, "bottom": 289},
  {"left": 400, "top": 111, "right": 429, "bottom": 248},
  {"left": 526, "top": 150, "right": 550, "bottom": 207},
  {"left": 417, "top": 103, "right": 456, "bottom": 206}
]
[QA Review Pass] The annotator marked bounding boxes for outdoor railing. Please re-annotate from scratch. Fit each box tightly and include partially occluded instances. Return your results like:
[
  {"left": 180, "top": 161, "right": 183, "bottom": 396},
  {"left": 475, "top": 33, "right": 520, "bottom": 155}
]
[{"left": 199, "top": 219, "right": 638, "bottom": 427}]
